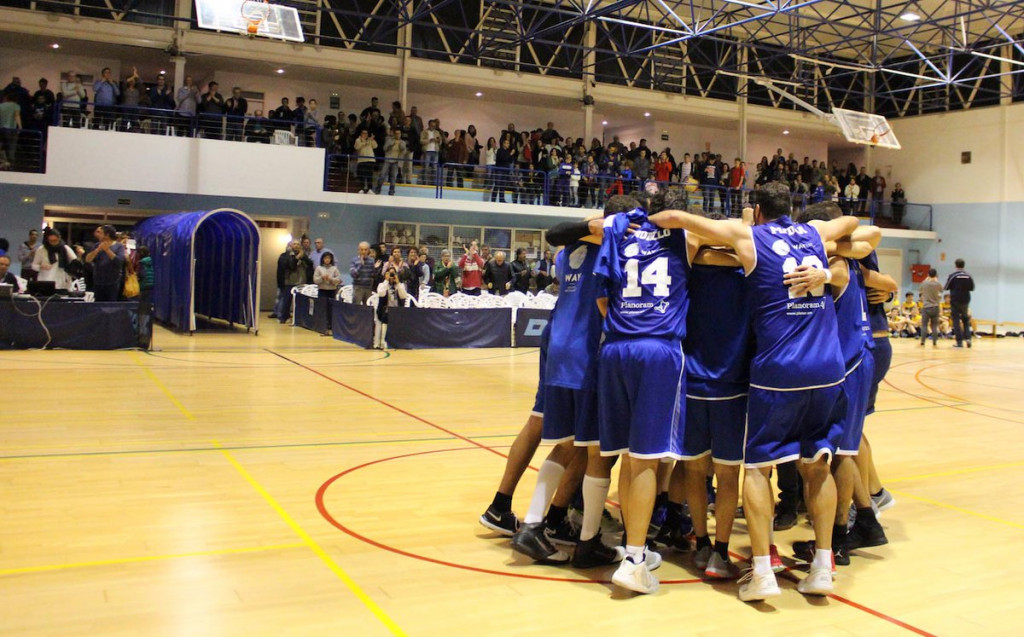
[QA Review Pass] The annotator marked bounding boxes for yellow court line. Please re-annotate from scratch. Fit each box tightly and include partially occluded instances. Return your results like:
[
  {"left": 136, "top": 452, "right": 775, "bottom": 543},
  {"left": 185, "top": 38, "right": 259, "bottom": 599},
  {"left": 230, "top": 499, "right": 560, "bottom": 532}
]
[
  {"left": 0, "top": 542, "right": 306, "bottom": 576},
  {"left": 887, "top": 460, "right": 1024, "bottom": 484},
  {"left": 214, "top": 441, "right": 406, "bottom": 637},
  {"left": 130, "top": 351, "right": 195, "bottom": 420},
  {"left": 889, "top": 489, "right": 1024, "bottom": 531}
]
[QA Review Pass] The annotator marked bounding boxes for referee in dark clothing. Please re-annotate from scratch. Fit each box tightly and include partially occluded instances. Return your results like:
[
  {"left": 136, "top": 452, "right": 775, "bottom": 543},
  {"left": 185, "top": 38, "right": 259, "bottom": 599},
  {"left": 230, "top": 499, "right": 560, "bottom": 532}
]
[{"left": 945, "top": 259, "right": 975, "bottom": 348}]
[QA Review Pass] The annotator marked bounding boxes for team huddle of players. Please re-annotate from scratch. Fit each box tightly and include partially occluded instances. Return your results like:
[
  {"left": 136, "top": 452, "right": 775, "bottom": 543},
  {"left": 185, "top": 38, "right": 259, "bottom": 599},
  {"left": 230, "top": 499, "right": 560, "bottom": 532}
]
[{"left": 479, "top": 182, "right": 896, "bottom": 601}]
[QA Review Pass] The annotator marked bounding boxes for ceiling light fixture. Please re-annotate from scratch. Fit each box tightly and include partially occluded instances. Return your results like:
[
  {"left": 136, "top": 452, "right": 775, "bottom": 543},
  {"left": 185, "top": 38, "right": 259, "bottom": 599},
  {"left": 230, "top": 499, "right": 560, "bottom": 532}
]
[
  {"left": 276, "top": 68, "right": 285, "bottom": 74},
  {"left": 475, "top": 91, "right": 483, "bottom": 97},
  {"left": 899, "top": 12, "right": 921, "bottom": 22},
  {"left": 782, "top": 130, "right": 790, "bottom": 135},
  {"left": 51, "top": 43, "right": 60, "bottom": 49},
  {"left": 602, "top": 120, "right": 608, "bottom": 125},
  {"left": 644, "top": 112, "right": 651, "bottom": 117}
]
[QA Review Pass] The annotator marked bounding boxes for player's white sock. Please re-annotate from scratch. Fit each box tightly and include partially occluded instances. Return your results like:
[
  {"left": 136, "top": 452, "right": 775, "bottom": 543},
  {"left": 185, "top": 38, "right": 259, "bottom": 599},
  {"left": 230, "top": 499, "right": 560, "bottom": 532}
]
[
  {"left": 752, "top": 555, "right": 773, "bottom": 576},
  {"left": 812, "top": 548, "right": 833, "bottom": 571},
  {"left": 580, "top": 475, "right": 611, "bottom": 542},
  {"left": 523, "top": 460, "right": 565, "bottom": 525},
  {"left": 625, "top": 544, "right": 646, "bottom": 565}
]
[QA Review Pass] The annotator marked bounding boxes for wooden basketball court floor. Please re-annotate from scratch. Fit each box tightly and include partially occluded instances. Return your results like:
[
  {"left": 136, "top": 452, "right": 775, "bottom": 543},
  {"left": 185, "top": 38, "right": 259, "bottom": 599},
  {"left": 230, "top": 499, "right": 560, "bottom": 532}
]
[{"left": 2, "top": 324, "right": 1023, "bottom": 636}]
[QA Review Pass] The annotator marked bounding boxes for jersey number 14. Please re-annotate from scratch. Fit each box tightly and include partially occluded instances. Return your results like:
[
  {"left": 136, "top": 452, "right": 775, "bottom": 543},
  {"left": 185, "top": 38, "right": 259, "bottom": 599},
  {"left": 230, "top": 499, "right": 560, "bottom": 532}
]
[{"left": 623, "top": 257, "right": 671, "bottom": 298}]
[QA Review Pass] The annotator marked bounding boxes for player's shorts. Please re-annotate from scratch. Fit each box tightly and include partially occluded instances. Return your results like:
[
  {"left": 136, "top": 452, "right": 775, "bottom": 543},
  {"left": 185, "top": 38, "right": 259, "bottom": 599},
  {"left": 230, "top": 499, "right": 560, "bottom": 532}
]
[
  {"left": 531, "top": 332, "right": 549, "bottom": 417},
  {"left": 682, "top": 379, "right": 747, "bottom": 464},
  {"left": 598, "top": 337, "right": 685, "bottom": 459},
  {"left": 542, "top": 385, "right": 599, "bottom": 445},
  {"left": 837, "top": 354, "right": 875, "bottom": 455},
  {"left": 744, "top": 383, "right": 846, "bottom": 468},
  {"left": 865, "top": 336, "right": 892, "bottom": 416}
]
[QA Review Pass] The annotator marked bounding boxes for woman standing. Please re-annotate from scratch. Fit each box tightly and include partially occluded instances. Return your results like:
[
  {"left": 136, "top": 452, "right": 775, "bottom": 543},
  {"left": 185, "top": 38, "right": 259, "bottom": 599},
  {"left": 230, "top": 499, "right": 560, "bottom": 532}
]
[
  {"left": 485, "top": 137, "right": 498, "bottom": 198},
  {"left": 313, "top": 252, "right": 342, "bottom": 335},
  {"left": 32, "top": 228, "right": 79, "bottom": 290}
]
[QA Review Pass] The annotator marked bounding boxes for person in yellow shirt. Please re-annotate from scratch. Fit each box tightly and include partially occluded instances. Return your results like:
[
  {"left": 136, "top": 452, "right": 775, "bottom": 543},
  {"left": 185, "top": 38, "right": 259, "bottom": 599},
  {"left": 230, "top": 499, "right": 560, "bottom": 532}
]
[{"left": 900, "top": 292, "right": 920, "bottom": 337}]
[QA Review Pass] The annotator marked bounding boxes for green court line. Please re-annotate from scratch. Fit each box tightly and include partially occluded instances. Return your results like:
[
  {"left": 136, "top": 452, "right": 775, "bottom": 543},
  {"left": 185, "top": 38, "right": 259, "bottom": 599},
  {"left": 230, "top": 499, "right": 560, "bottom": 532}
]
[{"left": 0, "top": 434, "right": 516, "bottom": 462}]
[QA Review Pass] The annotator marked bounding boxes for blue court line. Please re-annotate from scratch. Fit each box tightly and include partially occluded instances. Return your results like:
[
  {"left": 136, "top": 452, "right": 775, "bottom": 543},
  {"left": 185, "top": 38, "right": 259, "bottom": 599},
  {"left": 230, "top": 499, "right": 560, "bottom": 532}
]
[{"left": 0, "top": 434, "right": 517, "bottom": 462}]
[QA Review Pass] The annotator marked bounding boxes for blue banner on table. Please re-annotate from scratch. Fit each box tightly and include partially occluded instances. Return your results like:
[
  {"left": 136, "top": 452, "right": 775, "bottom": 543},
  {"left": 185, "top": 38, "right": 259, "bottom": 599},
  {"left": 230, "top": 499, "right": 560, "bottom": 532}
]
[
  {"left": 0, "top": 301, "right": 141, "bottom": 350},
  {"left": 292, "top": 294, "right": 329, "bottom": 333},
  {"left": 331, "top": 300, "right": 375, "bottom": 348},
  {"left": 387, "top": 307, "right": 513, "bottom": 349},
  {"left": 514, "top": 308, "right": 552, "bottom": 347}
]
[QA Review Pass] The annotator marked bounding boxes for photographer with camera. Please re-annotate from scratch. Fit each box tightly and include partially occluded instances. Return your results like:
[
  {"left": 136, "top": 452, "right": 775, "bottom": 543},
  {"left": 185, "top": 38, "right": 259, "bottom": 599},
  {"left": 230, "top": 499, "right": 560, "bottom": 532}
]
[{"left": 375, "top": 267, "right": 409, "bottom": 349}]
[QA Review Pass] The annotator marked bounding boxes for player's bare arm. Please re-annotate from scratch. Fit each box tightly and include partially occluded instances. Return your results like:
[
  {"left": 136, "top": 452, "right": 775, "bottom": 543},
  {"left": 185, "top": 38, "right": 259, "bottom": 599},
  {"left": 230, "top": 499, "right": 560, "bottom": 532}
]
[
  {"left": 648, "top": 210, "right": 756, "bottom": 270},
  {"left": 831, "top": 225, "right": 882, "bottom": 259}
]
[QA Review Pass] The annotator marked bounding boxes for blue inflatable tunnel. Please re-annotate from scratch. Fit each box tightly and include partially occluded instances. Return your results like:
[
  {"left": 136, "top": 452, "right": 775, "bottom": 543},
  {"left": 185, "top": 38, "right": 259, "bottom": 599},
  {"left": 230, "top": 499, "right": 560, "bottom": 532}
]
[{"left": 135, "top": 209, "right": 261, "bottom": 333}]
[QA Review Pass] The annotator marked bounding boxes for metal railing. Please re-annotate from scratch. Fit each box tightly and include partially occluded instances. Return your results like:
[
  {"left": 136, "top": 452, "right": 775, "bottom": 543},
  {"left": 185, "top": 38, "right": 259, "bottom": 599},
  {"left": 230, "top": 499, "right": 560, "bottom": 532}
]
[
  {"left": 54, "top": 102, "right": 323, "bottom": 146},
  {"left": 0, "top": 127, "right": 45, "bottom": 173}
]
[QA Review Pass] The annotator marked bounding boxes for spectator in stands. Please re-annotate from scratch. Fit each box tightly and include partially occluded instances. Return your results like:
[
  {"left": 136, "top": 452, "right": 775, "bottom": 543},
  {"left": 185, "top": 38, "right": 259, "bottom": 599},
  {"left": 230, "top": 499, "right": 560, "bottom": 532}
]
[
  {"left": 421, "top": 119, "right": 443, "bottom": 183},
  {"left": 349, "top": 241, "right": 375, "bottom": 305},
  {"left": 0, "top": 238, "right": 7, "bottom": 257},
  {"left": 309, "top": 237, "right": 330, "bottom": 267},
  {"left": 433, "top": 249, "right": 458, "bottom": 296},
  {"left": 360, "top": 97, "right": 380, "bottom": 122},
  {"left": 381, "top": 247, "right": 407, "bottom": 279},
  {"left": 533, "top": 249, "right": 553, "bottom": 290},
  {"left": 60, "top": 73, "right": 86, "bottom": 128},
  {"left": 842, "top": 177, "right": 859, "bottom": 216},
  {"left": 856, "top": 166, "right": 871, "bottom": 214},
  {"left": 3, "top": 78, "right": 29, "bottom": 118},
  {"left": 270, "top": 97, "right": 292, "bottom": 127},
  {"left": 354, "top": 129, "right": 378, "bottom": 194},
  {"left": 375, "top": 268, "right": 408, "bottom": 348},
  {"left": 387, "top": 101, "right": 405, "bottom": 129},
  {"left": 17, "top": 229, "right": 38, "bottom": 280},
  {"left": 84, "top": 224, "right": 125, "bottom": 301},
  {"left": 0, "top": 255, "right": 20, "bottom": 293},
  {"left": 33, "top": 78, "right": 54, "bottom": 107},
  {"left": 313, "top": 251, "right": 341, "bottom": 334},
  {"left": 458, "top": 243, "right": 485, "bottom": 296},
  {"left": 198, "top": 81, "right": 225, "bottom": 139},
  {"left": 871, "top": 168, "right": 887, "bottom": 217},
  {"left": 0, "top": 92, "right": 22, "bottom": 169},
  {"left": 302, "top": 98, "right": 321, "bottom": 146},
  {"left": 120, "top": 68, "right": 141, "bottom": 131},
  {"left": 418, "top": 245, "right": 435, "bottom": 276},
  {"left": 891, "top": 182, "right": 906, "bottom": 225},
  {"left": 92, "top": 67, "right": 119, "bottom": 130},
  {"left": 407, "top": 106, "right": 423, "bottom": 159},
  {"left": 729, "top": 158, "right": 746, "bottom": 213},
  {"left": 945, "top": 259, "right": 975, "bottom": 348},
  {"left": 174, "top": 75, "right": 198, "bottom": 137},
  {"left": 402, "top": 247, "right": 429, "bottom": 300},
  {"left": 27, "top": 92, "right": 52, "bottom": 142},
  {"left": 510, "top": 248, "right": 531, "bottom": 293},
  {"left": 483, "top": 250, "right": 513, "bottom": 296},
  {"left": 245, "top": 109, "right": 272, "bottom": 143},
  {"left": 225, "top": 87, "right": 247, "bottom": 142},
  {"left": 33, "top": 228, "right": 78, "bottom": 290},
  {"left": 377, "top": 127, "right": 406, "bottom": 195},
  {"left": 147, "top": 74, "right": 174, "bottom": 133},
  {"left": 445, "top": 129, "right": 468, "bottom": 187},
  {"left": 273, "top": 240, "right": 310, "bottom": 323}
]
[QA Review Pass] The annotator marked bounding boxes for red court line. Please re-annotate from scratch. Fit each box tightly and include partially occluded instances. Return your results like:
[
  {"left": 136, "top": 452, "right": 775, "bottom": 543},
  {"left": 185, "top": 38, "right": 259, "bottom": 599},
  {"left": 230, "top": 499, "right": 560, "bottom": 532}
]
[
  {"left": 265, "top": 349, "right": 509, "bottom": 460},
  {"left": 315, "top": 446, "right": 701, "bottom": 585},
  {"left": 280, "top": 349, "right": 935, "bottom": 634}
]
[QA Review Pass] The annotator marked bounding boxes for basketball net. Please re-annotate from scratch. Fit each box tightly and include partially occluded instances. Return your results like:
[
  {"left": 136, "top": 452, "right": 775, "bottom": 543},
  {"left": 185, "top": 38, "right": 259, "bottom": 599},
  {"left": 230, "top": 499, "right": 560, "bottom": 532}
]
[{"left": 240, "top": 0, "right": 270, "bottom": 37}]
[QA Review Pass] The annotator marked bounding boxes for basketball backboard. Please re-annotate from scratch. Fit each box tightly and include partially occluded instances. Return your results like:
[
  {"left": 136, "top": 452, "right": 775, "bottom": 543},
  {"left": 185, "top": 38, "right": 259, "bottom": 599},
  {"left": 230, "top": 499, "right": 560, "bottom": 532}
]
[
  {"left": 195, "top": 0, "right": 305, "bottom": 43},
  {"left": 831, "top": 108, "right": 901, "bottom": 150}
]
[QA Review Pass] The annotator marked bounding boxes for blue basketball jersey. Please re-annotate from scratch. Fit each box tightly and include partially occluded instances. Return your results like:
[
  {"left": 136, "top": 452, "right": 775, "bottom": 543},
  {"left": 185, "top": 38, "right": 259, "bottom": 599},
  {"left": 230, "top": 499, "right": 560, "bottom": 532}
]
[
  {"left": 834, "top": 258, "right": 874, "bottom": 372},
  {"left": 684, "top": 263, "right": 751, "bottom": 385},
  {"left": 595, "top": 210, "right": 690, "bottom": 340},
  {"left": 746, "top": 216, "right": 844, "bottom": 390},
  {"left": 545, "top": 241, "right": 604, "bottom": 390},
  {"left": 858, "top": 252, "right": 890, "bottom": 334}
]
